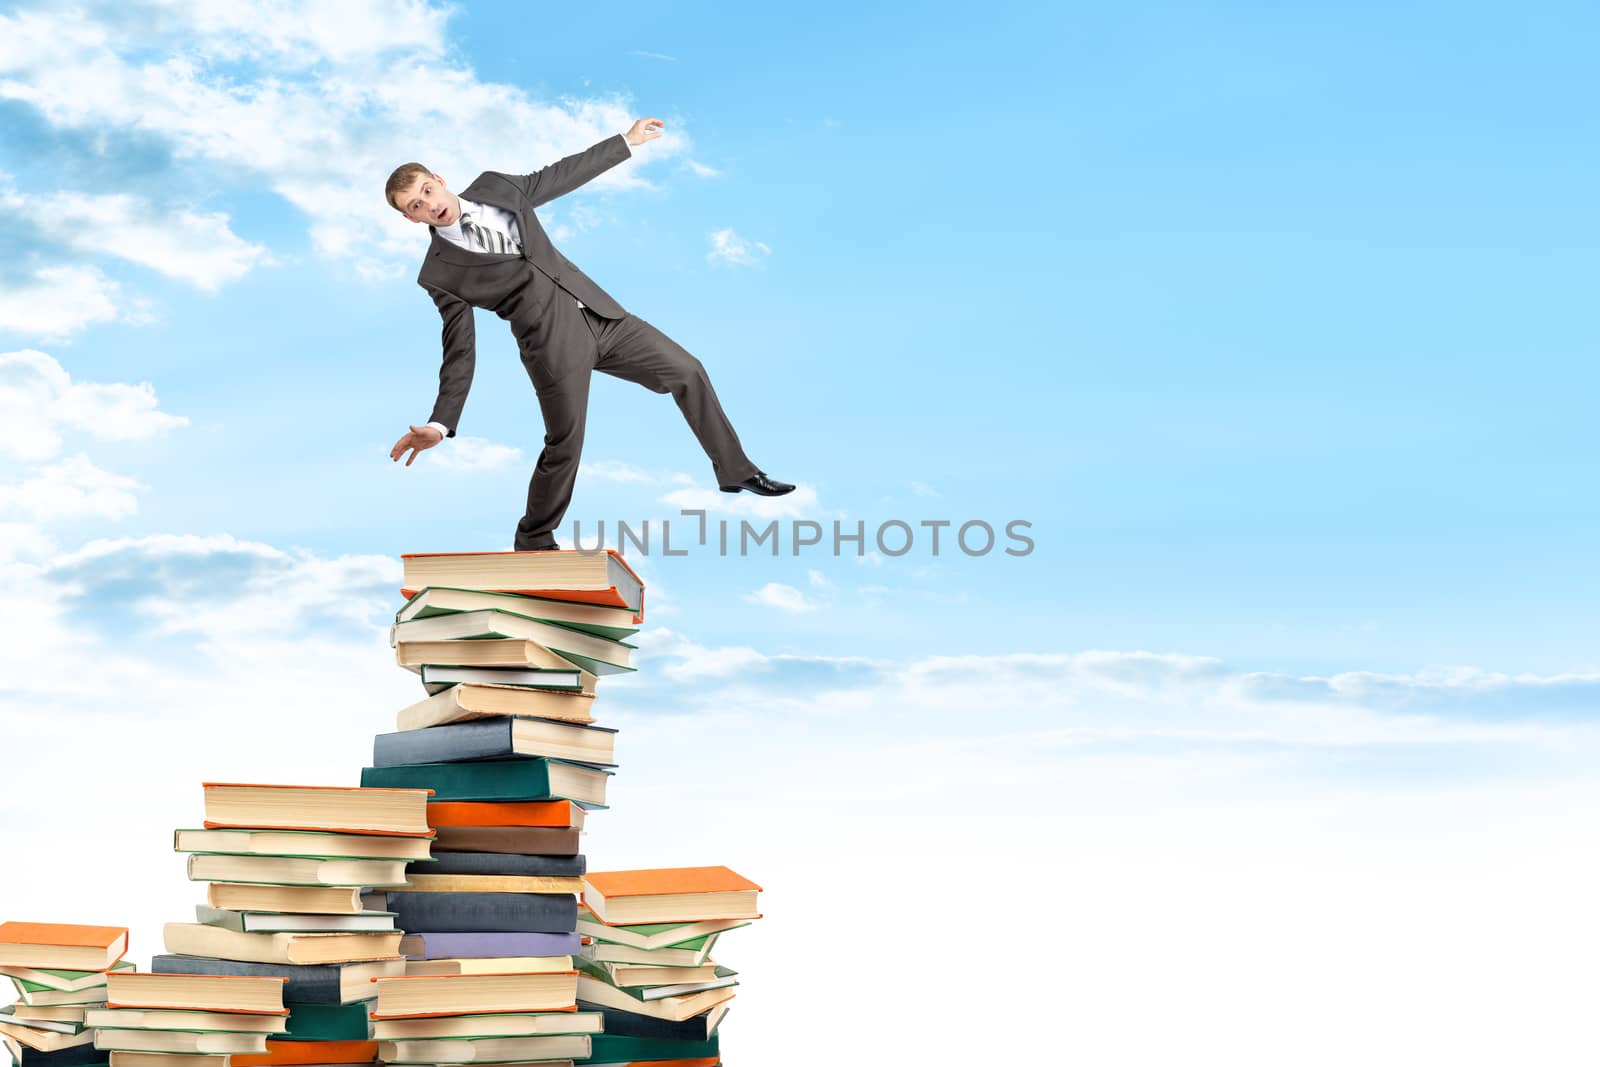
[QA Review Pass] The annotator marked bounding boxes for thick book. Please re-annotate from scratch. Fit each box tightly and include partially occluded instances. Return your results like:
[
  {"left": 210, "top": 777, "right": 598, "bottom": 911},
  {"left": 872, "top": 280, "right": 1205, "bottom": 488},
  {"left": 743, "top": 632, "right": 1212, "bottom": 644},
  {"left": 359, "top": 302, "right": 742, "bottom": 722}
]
[
  {"left": 583, "top": 1032, "right": 719, "bottom": 1063},
  {"left": 194, "top": 907, "right": 396, "bottom": 934},
  {"left": 391, "top": 612, "right": 634, "bottom": 676},
  {"left": 279, "top": 1002, "right": 371, "bottom": 1042},
  {"left": 201, "top": 784, "right": 433, "bottom": 837},
  {"left": 382, "top": 892, "right": 577, "bottom": 935},
  {"left": 362, "top": 759, "right": 610, "bottom": 809},
  {"left": 427, "top": 800, "right": 584, "bottom": 830},
  {"left": 370, "top": 973, "right": 578, "bottom": 1019},
  {"left": 433, "top": 826, "right": 580, "bottom": 855},
  {"left": 149, "top": 957, "right": 402, "bottom": 1006},
  {"left": 575, "top": 908, "right": 750, "bottom": 952},
  {"left": 399, "top": 932, "right": 579, "bottom": 960},
  {"left": 371, "top": 1010, "right": 600, "bottom": 1040},
  {"left": 206, "top": 884, "right": 369, "bottom": 916},
  {"left": 407, "top": 852, "right": 585, "bottom": 878},
  {"left": 174, "top": 829, "right": 433, "bottom": 862},
  {"left": 379, "top": 1033, "right": 588, "bottom": 1063},
  {"left": 91, "top": 1031, "right": 267, "bottom": 1055},
  {"left": 582, "top": 867, "right": 761, "bottom": 925},
  {"left": 373, "top": 717, "right": 617, "bottom": 769},
  {"left": 105, "top": 972, "right": 287, "bottom": 1014},
  {"left": 579, "top": 1000, "right": 729, "bottom": 1042},
  {"left": 186, "top": 855, "right": 408, "bottom": 888},
  {"left": 399, "top": 549, "right": 644, "bottom": 618},
  {"left": 398, "top": 587, "right": 638, "bottom": 639},
  {"left": 231, "top": 1039, "right": 377, "bottom": 1065},
  {"left": 398, "top": 683, "right": 596, "bottom": 730},
  {"left": 161, "top": 925, "right": 401, "bottom": 967},
  {"left": 0, "top": 925, "right": 128, "bottom": 972}
]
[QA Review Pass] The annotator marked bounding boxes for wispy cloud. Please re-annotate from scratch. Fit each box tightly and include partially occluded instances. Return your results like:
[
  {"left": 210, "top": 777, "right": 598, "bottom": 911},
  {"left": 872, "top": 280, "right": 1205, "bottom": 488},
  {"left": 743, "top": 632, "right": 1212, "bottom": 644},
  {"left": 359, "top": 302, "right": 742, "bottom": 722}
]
[
  {"left": 0, "top": 266, "right": 125, "bottom": 340},
  {"left": 745, "top": 581, "right": 817, "bottom": 613},
  {"left": 0, "top": 349, "right": 188, "bottom": 461},
  {"left": 687, "top": 160, "right": 721, "bottom": 177},
  {"left": 707, "top": 227, "right": 771, "bottom": 268},
  {"left": 426, "top": 435, "right": 524, "bottom": 471},
  {"left": 626, "top": 49, "right": 680, "bottom": 63}
]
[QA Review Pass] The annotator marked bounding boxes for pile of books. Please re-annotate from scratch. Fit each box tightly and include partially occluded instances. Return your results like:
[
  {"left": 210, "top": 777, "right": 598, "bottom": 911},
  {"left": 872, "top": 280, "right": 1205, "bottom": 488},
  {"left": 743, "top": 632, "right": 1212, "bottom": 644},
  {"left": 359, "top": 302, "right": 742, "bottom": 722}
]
[
  {"left": 1, "top": 922, "right": 130, "bottom": 1067},
  {"left": 574, "top": 866, "right": 762, "bottom": 1065},
  {"left": 142, "top": 783, "right": 434, "bottom": 1067}
]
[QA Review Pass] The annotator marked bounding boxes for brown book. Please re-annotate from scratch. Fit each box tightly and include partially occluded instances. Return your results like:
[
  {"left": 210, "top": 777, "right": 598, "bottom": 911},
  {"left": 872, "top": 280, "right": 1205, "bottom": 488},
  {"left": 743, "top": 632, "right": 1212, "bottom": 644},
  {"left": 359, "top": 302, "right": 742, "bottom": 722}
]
[
  {"left": 106, "top": 972, "right": 287, "bottom": 1014},
  {"left": 202, "top": 784, "right": 432, "bottom": 837},
  {"left": 208, "top": 884, "right": 369, "bottom": 915},
  {"left": 431, "top": 826, "right": 580, "bottom": 856},
  {"left": 371, "top": 972, "right": 578, "bottom": 1018},
  {"left": 108, "top": 1054, "right": 230, "bottom": 1067}
]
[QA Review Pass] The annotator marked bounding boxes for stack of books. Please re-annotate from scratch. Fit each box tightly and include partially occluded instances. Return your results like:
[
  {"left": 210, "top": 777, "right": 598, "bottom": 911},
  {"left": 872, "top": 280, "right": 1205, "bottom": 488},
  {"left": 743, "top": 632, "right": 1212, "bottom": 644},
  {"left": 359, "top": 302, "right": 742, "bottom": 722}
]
[
  {"left": 145, "top": 783, "right": 434, "bottom": 1067},
  {"left": 352, "top": 550, "right": 647, "bottom": 1066},
  {"left": 0, "top": 922, "right": 130, "bottom": 1067},
  {"left": 573, "top": 867, "right": 762, "bottom": 1065}
]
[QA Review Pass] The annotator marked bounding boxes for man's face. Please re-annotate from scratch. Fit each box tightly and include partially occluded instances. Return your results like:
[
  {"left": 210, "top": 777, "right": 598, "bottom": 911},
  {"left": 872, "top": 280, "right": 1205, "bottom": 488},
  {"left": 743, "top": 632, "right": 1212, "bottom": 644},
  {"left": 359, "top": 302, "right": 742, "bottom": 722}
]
[{"left": 396, "top": 172, "right": 460, "bottom": 226}]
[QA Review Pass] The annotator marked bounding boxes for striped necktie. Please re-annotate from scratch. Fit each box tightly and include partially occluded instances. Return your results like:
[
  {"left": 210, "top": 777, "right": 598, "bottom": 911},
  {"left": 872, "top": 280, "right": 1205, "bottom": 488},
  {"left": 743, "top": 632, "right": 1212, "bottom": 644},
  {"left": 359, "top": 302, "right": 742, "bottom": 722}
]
[{"left": 458, "top": 211, "right": 518, "bottom": 255}]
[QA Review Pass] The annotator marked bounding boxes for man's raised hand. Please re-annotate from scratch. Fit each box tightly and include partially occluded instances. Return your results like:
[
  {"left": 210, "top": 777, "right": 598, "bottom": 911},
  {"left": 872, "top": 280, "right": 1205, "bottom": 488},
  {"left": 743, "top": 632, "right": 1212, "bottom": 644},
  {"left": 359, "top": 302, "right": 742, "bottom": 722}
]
[
  {"left": 390, "top": 424, "right": 444, "bottom": 466},
  {"left": 625, "top": 117, "right": 664, "bottom": 146}
]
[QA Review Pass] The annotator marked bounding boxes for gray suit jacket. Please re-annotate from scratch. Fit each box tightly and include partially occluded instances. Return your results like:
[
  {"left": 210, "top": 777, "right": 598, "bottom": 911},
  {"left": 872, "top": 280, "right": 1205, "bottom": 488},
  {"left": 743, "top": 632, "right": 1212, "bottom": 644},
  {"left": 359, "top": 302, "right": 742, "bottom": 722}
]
[{"left": 418, "top": 133, "right": 633, "bottom": 436}]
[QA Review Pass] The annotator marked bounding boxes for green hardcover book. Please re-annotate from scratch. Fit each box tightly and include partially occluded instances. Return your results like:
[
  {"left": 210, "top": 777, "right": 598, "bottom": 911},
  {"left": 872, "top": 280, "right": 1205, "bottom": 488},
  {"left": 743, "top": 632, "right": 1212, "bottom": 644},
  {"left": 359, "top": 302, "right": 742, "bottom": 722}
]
[
  {"left": 361, "top": 759, "right": 611, "bottom": 810},
  {"left": 280, "top": 1002, "right": 372, "bottom": 1042},
  {"left": 1, "top": 962, "right": 135, "bottom": 994},
  {"left": 576, "top": 908, "right": 752, "bottom": 952},
  {"left": 574, "top": 960, "right": 738, "bottom": 1002},
  {"left": 397, "top": 587, "right": 640, "bottom": 641},
  {"left": 579, "top": 1031, "right": 720, "bottom": 1063}
]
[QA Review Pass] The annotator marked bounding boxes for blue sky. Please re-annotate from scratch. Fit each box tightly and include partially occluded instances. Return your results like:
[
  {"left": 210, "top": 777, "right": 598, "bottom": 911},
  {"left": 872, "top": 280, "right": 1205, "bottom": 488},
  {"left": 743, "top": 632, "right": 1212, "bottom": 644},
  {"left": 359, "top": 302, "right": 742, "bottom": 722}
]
[{"left": 2, "top": 3, "right": 1600, "bottom": 1063}]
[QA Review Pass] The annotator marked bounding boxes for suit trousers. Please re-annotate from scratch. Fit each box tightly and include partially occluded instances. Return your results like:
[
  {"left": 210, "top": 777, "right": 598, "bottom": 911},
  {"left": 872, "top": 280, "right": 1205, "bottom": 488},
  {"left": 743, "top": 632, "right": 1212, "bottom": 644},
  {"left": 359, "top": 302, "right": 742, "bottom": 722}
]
[{"left": 512, "top": 308, "right": 760, "bottom": 550}]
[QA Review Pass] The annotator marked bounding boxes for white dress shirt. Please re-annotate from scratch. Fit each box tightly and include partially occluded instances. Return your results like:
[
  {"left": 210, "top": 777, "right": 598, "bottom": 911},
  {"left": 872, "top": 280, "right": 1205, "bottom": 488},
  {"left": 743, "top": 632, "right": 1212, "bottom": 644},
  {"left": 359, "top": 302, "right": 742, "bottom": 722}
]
[{"left": 422, "top": 192, "right": 591, "bottom": 441}]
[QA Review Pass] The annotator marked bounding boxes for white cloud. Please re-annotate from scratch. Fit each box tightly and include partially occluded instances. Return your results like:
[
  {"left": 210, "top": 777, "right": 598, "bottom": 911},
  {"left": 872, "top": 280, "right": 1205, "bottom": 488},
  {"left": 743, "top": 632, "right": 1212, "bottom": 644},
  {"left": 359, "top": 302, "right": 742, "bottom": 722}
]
[
  {"left": 707, "top": 227, "right": 771, "bottom": 267},
  {"left": 1, "top": 186, "right": 272, "bottom": 291},
  {"left": 745, "top": 581, "right": 816, "bottom": 613},
  {"left": 427, "top": 434, "right": 524, "bottom": 471},
  {"left": 0, "top": 349, "right": 188, "bottom": 462},
  {"left": 687, "top": 160, "right": 721, "bottom": 177},
  {"left": 0, "top": 265, "right": 124, "bottom": 339},
  {"left": 579, "top": 459, "right": 658, "bottom": 484},
  {"left": 0, "top": 453, "right": 141, "bottom": 520},
  {"left": 0, "top": 2, "right": 689, "bottom": 280},
  {"left": 909, "top": 479, "right": 939, "bottom": 497}
]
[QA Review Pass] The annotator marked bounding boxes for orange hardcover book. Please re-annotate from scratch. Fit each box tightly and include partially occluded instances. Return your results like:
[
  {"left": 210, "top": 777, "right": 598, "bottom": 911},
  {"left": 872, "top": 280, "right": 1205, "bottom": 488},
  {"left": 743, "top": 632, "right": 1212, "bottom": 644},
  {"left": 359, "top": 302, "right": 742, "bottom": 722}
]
[
  {"left": 0, "top": 923, "right": 129, "bottom": 970},
  {"left": 584, "top": 867, "right": 761, "bottom": 898},
  {"left": 399, "top": 547, "right": 646, "bottom": 623},
  {"left": 231, "top": 1040, "right": 377, "bottom": 1066},
  {"left": 582, "top": 867, "right": 762, "bottom": 926},
  {"left": 425, "top": 800, "right": 583, "bottom": 829}
]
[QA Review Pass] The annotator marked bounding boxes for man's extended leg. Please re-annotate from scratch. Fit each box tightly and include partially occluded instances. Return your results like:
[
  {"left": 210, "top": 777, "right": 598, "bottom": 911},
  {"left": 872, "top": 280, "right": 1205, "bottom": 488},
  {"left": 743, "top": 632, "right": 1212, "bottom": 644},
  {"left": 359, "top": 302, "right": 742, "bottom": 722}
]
[
  {"left": 513, "top": 360, "right": 594, "bottom": 550},
  {"left": 587, "top": 310, "right": 762, "bottom": 487}
]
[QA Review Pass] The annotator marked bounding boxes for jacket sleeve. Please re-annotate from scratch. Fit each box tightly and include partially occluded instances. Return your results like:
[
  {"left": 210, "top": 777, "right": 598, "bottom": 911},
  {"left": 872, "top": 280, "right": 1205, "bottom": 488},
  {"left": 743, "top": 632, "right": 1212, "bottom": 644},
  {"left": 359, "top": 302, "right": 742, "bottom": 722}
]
[
  {"left": 515, "top": 134, "right": 632, "bottom": 208},
  {"left": 425, "top": 285, "right": 475, "bottom": 437}
]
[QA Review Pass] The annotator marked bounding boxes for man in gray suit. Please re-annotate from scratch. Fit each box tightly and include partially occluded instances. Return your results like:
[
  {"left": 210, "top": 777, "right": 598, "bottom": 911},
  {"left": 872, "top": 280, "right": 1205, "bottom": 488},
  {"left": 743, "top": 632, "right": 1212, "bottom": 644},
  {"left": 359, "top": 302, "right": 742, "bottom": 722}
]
[{"left": 385, "top": 116, "right": 793, "bottom": 551}]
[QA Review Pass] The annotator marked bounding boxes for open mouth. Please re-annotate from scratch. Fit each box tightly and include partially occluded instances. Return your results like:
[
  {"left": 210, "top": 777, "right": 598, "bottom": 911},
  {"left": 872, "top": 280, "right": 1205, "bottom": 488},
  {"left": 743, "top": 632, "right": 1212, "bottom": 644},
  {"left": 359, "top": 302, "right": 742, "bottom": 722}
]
[{"left": 435, "top": 206, "right": 448, "bottom": 223}]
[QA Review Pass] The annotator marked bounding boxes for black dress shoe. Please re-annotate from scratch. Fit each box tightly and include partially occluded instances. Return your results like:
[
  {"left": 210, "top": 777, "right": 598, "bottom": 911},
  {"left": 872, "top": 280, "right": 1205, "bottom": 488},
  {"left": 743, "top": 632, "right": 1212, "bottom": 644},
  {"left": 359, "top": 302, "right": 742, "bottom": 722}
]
[
  {"left": 516, "top": 543, "right": 561, "bottom": 551},
  {"left": 720, "top": 470, "right": 795, "bottom": 496}
]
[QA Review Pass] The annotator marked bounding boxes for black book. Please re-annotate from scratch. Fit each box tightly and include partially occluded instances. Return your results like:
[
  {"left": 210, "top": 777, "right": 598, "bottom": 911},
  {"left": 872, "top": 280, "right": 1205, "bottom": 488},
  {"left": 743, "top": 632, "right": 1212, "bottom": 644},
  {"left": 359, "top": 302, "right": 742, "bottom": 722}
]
[
  {"left": 578, "top": 1000, "right": 730, "bottom": 1042},
  {"left": 13, "top": 1046, "right": 108, "bottom": 1067},
  {"left": 382, "top": 890, "right": 577, "bottom": 933},
  {"left": 406, "top": 851, "right": 586, "bottom": 877},
  {"left": 371, "top": 717, "right": 617, "bottom": 769}
]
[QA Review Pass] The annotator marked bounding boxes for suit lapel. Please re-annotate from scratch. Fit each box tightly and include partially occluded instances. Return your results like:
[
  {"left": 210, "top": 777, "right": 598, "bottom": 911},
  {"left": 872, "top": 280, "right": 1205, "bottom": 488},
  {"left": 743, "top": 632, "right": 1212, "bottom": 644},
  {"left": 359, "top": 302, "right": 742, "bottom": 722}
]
[{"left": 425, "top": 173, "right": 528, "bottom": 268}]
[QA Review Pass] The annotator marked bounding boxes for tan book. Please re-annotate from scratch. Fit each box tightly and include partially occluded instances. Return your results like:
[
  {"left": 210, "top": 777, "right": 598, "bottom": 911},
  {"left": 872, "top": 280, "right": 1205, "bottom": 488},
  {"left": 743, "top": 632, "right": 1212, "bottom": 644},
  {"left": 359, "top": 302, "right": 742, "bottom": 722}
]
[
  {"left": 106, "top": 972, "right": 287, "bottom": 1014},
  {"left": 398, "top": 684, "right": 596, "bottom": 730},
  {"left": 600, "top": 961, "right": 721, "bottom": 988},
  {"left": 108, "top": 1054, "right": 229, "bottom": 1067},
  {"left": 572, "top": 976, "right": 735, "bottom": 1022},
  {"left": 371, "top": 973, "right": 577, "bottom": 1019},
  {"left": 175, "top": 829, "right": 433, "bottom": 862},
  {"left": 85, "top": 1009, "right": 288, "bottom": 1034},
  {"left": 187, "top": 854, "right": 408, "bottom": 888},
  {"left": 402, "top": 956, "right": 572, "bottom": 977},
  {"left": 0, "top": 923, "right": 128, "bottom": 971},
  {"left": 371, "top": 1011, "right": 601, "bottom": 1040},
  {"left": 0, "top": 1023, "right": 96, "bottom": 1053},
  {"left": 379, "top": 1034, "right": 590, "bottom": 1064},
  {"left": 6, "top": 1006, "right": 88, "bottom": 1024},
  {"left": 397, "top": 637, "right": 585, "bottom": 672},
  {"left": 207, "top": 883, "right": 368, "bottom": 915},
  {"left": 402, "top": 874, "right": 584, "bottom": 895},
  {"left": 201, "top": 783, "right": 432, "bottom": 837},
  {"left": 163, "top": 924, "right": 402, "bottom": 966},
  {"left": 582, "top": 866, "right": 762, "bottom": 925},
  {"left": 95, "top": 1030, "right": 269, "bottom": 1055}
]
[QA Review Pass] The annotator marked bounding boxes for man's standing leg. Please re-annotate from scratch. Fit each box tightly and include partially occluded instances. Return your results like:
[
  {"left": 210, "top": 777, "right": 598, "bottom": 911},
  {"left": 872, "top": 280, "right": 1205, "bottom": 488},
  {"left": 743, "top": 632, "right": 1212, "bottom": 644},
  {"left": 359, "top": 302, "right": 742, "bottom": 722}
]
[
  {"left": 587, "top": 311, "right": 761, "bottom": 488},
  {"left": 513, "top": 361, "right": 594, "bottom": 550}
]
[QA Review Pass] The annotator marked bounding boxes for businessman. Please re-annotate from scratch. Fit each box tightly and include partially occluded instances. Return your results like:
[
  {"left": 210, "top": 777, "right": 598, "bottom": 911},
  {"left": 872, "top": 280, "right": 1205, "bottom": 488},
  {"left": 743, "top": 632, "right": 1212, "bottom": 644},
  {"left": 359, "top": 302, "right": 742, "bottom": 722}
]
[{"left": 385, "top": 117, "right": 793, "bottom": 551}]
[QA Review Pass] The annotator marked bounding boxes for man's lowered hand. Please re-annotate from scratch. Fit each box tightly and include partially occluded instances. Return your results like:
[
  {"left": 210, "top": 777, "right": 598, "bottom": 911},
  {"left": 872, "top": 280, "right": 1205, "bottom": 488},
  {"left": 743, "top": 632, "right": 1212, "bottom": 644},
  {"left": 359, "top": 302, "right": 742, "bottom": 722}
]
[{"left": 390, "top": 424, "right": 444, "bottom": 466}]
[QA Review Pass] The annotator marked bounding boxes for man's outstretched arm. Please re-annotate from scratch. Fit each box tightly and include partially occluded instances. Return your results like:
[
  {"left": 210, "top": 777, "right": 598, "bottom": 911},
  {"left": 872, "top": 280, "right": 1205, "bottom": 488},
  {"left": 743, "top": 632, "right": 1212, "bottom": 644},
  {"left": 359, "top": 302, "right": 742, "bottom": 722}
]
[
  {"left": 517, "top": 117, "right": 664, "bottom": 207},
  {"left": 391, "top": 285, "right": 475, "bottom": 466}
]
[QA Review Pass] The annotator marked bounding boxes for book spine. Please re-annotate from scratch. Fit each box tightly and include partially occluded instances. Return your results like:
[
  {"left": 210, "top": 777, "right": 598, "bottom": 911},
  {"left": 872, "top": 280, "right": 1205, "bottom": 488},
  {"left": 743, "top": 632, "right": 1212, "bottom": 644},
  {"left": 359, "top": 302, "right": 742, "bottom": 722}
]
[
  {"left": 406, "top": 852, "right": 586, "bottom": 877},
  {"left": 371, "top": 720, "right": 516, "bottom": 767},
  {"left": 382, "top": 892, "right": 577, "bottom": 934}
]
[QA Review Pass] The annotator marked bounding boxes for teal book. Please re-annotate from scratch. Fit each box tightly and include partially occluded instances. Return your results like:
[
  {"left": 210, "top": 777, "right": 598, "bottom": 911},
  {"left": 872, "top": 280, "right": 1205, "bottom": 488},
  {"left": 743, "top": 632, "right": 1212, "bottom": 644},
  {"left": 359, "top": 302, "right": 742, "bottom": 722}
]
[
  {"left": 579, "top": 1032, "right": 720, "bottom": 1063},
  {"left": 361, "top": 758, "right": 611, "bottom": 809},
  {"left": 280, "top": 1002, "right": 372, "bottom": 1042}
]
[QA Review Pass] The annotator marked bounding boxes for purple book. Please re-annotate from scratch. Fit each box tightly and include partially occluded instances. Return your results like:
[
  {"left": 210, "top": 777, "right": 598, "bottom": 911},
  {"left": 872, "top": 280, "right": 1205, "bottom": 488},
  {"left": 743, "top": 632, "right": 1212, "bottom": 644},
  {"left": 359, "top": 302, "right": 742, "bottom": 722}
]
[{"left": 401, "top": 931, "right": 582, "bottom": 959}]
